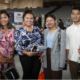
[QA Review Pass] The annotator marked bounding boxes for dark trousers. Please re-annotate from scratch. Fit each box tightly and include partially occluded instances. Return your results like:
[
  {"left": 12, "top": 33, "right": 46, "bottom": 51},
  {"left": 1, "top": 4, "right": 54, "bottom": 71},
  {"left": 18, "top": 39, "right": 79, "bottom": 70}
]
[
  {"left": 44, "top": 48, "right": 62, "bottom": 79},
  {"left": 19, "top": 55, "right": 41, "bottom": 79},
  {"left": 69, "top": 60, "right": 80, "bottom": 79}
]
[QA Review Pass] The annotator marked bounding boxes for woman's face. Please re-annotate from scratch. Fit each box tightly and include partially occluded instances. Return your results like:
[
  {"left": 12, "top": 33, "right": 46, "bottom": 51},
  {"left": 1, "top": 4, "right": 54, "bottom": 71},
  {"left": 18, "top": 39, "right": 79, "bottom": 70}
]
[
  {"left": 46, "top": 17, "right": 56, "bottom": 28},
  {"left": 0, "top": 13, "right": 9, "bottom": 26},
  {"left": 23, "top": 13, "right": 34, "bottom": 27}
]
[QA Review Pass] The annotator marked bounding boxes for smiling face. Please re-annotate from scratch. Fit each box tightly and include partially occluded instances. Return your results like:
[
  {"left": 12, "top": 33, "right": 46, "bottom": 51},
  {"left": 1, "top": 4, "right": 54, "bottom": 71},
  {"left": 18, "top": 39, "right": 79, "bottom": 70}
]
[
  {"left": 46, "top": 17, "right": 56, "bottom": 28},
  {"left": 0, "top": 13, "right": 9, "bottom": 27},
  {"left": 71, "top": 9, "right": 80, "bottom": 23},
  {"left": 23, "top": 13, "right": 34, "bottom": 27}
]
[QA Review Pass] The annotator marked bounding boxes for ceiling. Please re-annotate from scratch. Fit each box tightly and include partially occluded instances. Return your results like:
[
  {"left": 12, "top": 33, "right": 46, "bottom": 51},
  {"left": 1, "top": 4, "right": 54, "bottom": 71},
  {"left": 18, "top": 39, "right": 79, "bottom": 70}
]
[
  {"left": 0, "top": 0, "right": 14, "bottom": 3},
  {"left": 0, "top": 0, "right": 78, "bottom": 4}
]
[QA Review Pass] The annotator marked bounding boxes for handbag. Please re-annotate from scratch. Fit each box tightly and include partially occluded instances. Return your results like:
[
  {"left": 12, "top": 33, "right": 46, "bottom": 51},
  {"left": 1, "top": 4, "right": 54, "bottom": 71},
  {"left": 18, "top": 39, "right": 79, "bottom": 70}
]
[
  {"left": 58, "top": 29, "right": 67, "bottom": 70},
  {"left": 38, "top": 66, "right": 44, "bottom": 80},
  {"left": 1, "top": 63, "right": 19, "bottom": 80}
]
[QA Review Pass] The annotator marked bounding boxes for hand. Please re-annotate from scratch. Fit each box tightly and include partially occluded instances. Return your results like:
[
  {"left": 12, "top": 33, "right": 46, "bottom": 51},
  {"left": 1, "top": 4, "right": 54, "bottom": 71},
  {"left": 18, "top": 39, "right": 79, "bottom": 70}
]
[
  {"left": 27, "top": 52, "right": 36, "bottom": 57},
  {"left": 59, "top": 67, "right": 64, "bottom": 69},
  {"left": 8, "top": 55, "right": 13, "bottom": 60},
  {"left": 6, "top": 58, "right": 14, "bottom": 63},
  {"left": 39, "top": 54, "right": 43, "bottom": 63},
  {"left": 1, "top": 57, "right": 7, "bottom": 64},
  {"left": 66, "top": 57, "right": 69, "bottom": 64},
  {"left": 33, "top": 49, "right": 36, "bottom": 52},
  {"left": 78, "top": 49, "right": 80, "bottom": 54},
  {"left": 6, "top": 55, "right": 14, "bottom": 63}
]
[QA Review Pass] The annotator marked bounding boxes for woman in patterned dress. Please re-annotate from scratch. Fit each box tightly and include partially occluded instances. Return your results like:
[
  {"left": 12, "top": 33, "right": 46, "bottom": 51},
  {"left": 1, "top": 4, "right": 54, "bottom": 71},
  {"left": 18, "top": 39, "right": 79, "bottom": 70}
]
[
  {"left": 14, "top": 7, "right": 43, "bottom": 79},
  {"left": 0, "top": 10, "right": 15, "bottom": 73}
]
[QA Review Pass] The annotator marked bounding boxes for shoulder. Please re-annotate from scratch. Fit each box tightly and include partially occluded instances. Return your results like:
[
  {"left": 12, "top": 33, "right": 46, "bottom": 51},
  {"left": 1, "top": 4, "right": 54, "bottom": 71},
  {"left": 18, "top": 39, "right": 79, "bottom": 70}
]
[
  {"left": 15, "top": 27, "right": 24, "bottom": 33},
  {"left": 44, "top": 29, "right": 48, "bottom": 33},
  {"left": 67, "top": 24, "right": 73, "bottom": 30},
  {"left": 10, "top": 28, "right": 15, "bottom": 33},
  {"left": 66, "top": 24, "right": 73, "bottom": 33},
  {"left": 14, "top": 28, "right": 22, "bottom": 36}
]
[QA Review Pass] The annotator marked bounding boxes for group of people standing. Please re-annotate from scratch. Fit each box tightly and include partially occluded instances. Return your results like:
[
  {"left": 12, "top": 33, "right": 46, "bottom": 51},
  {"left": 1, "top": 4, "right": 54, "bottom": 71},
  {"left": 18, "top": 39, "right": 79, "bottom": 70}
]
[{"left": 0, "top": 6, "right": 80, "bottom": 80}]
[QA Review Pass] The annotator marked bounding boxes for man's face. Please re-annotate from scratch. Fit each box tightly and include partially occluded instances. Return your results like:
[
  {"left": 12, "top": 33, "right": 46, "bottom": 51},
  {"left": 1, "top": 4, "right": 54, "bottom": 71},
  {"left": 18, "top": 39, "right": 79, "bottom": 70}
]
[{"left": 71, "top": 9, "right": 80, "bottom": 23}]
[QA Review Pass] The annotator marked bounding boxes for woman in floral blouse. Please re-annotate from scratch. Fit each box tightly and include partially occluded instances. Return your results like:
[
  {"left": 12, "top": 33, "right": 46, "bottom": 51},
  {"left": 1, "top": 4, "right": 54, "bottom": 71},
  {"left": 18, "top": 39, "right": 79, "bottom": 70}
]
[
  {"left": 14, "top": 7, "right": 43, "bottom": 79},
  {"left": 0, "top": 10, "right": 15, "bottom": 71}
]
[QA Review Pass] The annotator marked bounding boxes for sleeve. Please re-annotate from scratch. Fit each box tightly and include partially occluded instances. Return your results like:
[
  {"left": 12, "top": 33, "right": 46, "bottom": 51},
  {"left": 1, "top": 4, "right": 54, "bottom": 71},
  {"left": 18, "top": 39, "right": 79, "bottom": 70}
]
[
  {"left": 66, "top": 29, "right": 70, "bottom": 49},
  {"left": 14, "top": 30, "right": 28, "bottom": 55},
  {"left": 59, "top": 30, "right": 66, "bottom": 68}
]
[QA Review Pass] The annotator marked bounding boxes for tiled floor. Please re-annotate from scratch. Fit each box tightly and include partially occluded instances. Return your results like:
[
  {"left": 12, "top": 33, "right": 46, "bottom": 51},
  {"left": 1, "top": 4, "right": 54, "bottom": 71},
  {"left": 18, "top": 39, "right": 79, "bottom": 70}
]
[{"left": 14, "top": 54, "right": 71, "bottom": 80}]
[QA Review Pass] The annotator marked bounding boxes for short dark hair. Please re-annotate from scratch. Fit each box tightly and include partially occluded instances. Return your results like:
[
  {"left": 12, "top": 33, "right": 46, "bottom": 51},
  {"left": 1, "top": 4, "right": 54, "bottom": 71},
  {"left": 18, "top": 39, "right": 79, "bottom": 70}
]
[
  {"left": 72, "top": 7, "right": 80, "bottom": 11},
  {"left": 23, "top": 7, "right": 34, "bottom": 19},
  {"left": 45, "top": 14, "right": 56, "bottom": 21},
  {"left": 0, "top": 10, "right": 15, "bottom": 29}
]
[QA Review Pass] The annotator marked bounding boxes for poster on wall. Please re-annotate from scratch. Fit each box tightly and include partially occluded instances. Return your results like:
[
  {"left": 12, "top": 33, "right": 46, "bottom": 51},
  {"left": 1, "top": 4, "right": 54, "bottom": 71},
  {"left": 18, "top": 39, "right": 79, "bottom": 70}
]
[{"left": 14, "top": 12, "right": 23, "bottom": 29}]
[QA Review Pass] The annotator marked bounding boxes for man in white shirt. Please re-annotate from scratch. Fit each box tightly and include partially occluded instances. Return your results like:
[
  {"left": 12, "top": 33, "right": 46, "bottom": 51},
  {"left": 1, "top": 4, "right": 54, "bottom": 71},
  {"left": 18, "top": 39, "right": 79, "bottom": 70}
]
[{"left": 66, "top": 7, "right": 80, "bottom": 79}]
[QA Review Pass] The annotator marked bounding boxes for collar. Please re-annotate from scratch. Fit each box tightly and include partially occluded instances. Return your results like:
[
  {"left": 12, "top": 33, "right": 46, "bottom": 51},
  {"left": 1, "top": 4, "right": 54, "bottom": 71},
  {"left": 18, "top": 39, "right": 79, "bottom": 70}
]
[{"left": 73, "top": 23, "right": 80, "bottom": 27}]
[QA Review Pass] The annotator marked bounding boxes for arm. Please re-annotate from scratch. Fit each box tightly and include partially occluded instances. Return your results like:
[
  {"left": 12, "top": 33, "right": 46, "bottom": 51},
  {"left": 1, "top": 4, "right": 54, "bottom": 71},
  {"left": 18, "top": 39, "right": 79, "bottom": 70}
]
[
  {"left": 66, "top": 49, "right": 69, "bottom": 63},
  {"left": 39, "top": 53, "right": 43, "bottom": 63},
  {"left": 0, "top": 53, "right": 8, "bottom": 64}
]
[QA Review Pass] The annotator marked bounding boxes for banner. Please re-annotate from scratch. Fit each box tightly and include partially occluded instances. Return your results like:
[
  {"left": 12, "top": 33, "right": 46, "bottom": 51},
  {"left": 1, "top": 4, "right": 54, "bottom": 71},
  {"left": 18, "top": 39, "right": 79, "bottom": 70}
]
[
  {"left": 14, "top": 12, "right": 23, "bottom": 29},
  {"left": 9, "top": 12, "right": 14, "bottom": 22}
]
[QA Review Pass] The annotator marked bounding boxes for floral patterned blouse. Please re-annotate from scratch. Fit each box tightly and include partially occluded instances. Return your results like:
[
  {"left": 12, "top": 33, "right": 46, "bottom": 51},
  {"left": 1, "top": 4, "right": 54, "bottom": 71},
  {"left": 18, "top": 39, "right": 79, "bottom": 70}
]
[{"left": 0, "top": 28, "right": 15, "bottom": 69}]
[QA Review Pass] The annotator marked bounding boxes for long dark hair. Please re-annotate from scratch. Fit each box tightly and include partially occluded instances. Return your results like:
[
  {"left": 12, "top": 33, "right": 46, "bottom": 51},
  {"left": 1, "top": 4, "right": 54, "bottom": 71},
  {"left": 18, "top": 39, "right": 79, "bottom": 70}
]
[{"left": 0, "top": 10, "right": 15, "bottom": 29}]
